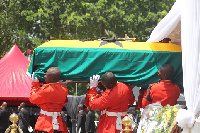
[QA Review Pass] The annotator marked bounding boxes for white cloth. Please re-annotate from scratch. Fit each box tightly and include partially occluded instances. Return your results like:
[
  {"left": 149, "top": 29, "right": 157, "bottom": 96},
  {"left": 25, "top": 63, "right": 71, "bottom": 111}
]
[
  {"left": 176, "top": 109, "right": 195, "bottom": 128},
  {"left": 147, "top": 0, "right": 181, "bottom": 42},
  {"left": 100, "top": 110, "right": 127, "bottom": 130},
  {"left": 147, "top": 0, "right": 200, "bottom": 130},
  {"left": 40, "top": 109, "right": 61, "bottom": 130},
  {"left": 182, "top": 121, "right": 200, "bottom": 133},
  {"left": 180, "top": 0, "right": 200, "bottom": 131}
]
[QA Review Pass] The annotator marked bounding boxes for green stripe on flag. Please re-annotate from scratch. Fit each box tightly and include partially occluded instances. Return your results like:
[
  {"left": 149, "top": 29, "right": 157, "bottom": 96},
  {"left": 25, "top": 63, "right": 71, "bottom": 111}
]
[{"left": 28, "top": 46, "right": 182, "bottom": 89}]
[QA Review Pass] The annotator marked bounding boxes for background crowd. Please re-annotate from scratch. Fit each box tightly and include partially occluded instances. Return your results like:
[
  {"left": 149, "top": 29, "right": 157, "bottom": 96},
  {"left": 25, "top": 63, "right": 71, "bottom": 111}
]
[
  {"left": 0, "top": 64, "right": 181, "bottom": 133},
  {"left": 0, "top": 101, "right": 141, "bottom": 133}
]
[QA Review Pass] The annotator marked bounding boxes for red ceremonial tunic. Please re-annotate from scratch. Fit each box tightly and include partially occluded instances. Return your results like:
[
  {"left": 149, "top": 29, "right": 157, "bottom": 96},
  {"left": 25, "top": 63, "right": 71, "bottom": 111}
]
[
  {"left": 137, "top": 89, "right": 148, "bottom": 109},
  {"left": 88, "top": 82, "right": 135, "bottom": 133},
  {"left": 142, "top": 80, "right": 181, "bottom": 108},
  {"left": 29, "top": 82, "right": 69, "bottom": 133}
]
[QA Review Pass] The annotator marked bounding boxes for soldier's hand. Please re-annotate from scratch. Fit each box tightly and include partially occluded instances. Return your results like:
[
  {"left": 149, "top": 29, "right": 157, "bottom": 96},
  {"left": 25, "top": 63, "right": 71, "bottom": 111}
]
[
  {"left": 31, "top": 72, "right": 39, "bottom": 82},
  {"left": 89, "top": 74, "right": 100, "bottom": 89}
]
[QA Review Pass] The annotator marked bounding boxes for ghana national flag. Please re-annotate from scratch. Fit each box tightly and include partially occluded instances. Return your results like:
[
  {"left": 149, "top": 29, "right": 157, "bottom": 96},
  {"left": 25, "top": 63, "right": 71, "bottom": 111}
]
[{"left": 27, "top": 40, "right": 182, "bottom": 89}]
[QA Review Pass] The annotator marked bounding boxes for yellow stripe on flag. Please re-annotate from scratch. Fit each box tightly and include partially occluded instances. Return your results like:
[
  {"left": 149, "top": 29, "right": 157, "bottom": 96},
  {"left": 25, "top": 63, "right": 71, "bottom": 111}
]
[{"left": 38, "top": 40, "right": 182, "bottom": 52}]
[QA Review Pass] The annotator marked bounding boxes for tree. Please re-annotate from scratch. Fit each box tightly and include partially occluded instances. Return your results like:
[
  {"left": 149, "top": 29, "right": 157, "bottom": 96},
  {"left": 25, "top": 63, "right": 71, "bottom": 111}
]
[
  {"left": 1, "top": 0, "right": 176, "bottom": 58},
  {"left": 0, "top": 0, "right": 42, "bottom": 57},
  {"left": 0, "top": 0, "right": 176, "bottom": 95},
  {"left": 66, "top": 83, "right": 88, "bottom": 96}
]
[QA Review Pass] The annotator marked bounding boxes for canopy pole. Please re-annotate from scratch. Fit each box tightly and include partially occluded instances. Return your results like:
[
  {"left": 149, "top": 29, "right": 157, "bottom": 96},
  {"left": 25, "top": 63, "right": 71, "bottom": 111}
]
[{"left": 76, "top": 83, "right": 77, "bottom": 96}]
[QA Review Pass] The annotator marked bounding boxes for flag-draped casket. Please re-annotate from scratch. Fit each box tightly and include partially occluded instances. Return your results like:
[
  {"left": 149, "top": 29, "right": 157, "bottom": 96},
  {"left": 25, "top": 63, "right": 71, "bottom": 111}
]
[{"left": 27, "top": 40, "right": 182, "bottom": 89}]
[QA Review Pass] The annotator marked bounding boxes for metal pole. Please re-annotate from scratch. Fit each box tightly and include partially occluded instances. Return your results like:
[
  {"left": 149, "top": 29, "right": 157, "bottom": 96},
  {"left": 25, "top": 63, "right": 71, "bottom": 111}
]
[
  {"left": 76, "top": 83, "right": 77, "bottom": 96},
  {"left": 72, "top": 121, "right": 76, "bottom": 133}
]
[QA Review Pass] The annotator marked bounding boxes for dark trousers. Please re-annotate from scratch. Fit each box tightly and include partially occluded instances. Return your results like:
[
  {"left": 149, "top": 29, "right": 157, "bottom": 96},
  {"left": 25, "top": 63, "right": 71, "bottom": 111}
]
[
  {"left": 0, "top": 129, "right": 6, "bottom": 133},
  {"left": 37, "top": 131, "right": 62, "bottom": 133}
]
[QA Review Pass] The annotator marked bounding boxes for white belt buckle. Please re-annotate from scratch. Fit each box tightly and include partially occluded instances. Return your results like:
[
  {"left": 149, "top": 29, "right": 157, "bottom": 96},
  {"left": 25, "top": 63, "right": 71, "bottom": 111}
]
[
  {"left": 116, "top": 112, "right": 123, "bottom": 130},
  {"left": 52, "top": 112, "right": 59, "bottom": 130},
  {"left": 101, "top": 110, "right": 106, "bottom": 115},
  {"left": 41, "top": 110, "right": 60, "bottom": 130}
]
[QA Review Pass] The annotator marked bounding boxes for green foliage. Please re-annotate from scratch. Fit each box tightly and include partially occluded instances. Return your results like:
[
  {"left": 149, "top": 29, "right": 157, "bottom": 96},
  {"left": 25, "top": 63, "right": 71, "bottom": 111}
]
[
  {"left": 66, "top": 83, "right": 89, "bottom": 96},
  {"left": 0, "top": 0, "right": 175, "bottom": 57},
  {"left": 0, "top": 0, "right": 176, "bottom": 58},
  {"left": 0, "top": 0, "right": 176, "bottom": 95}
]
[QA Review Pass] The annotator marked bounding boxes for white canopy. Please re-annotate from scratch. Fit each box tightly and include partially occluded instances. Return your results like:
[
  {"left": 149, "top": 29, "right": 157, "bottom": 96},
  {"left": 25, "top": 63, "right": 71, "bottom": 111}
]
[
  {"left": 147, "top": 0, "right": 181, "bottom": 44},
  {"left": 147, "top": 0, "right": 200, "bottom": 131}
]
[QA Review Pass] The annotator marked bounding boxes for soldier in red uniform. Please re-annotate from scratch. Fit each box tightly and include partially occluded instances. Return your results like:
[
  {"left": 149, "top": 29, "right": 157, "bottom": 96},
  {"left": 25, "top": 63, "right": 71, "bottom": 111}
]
[
  {"left": 29, "top": 67, "right": 69, "bottom": 133},
  {"left": 84, "top": 82, "right": 106, "bottom": 107},
  {"left": 137, "top": 88, "right": 148, "bottom": 109},
  {"left": 87, "top": 72, "right": 135, "bottom": 133},
  {"left": 142, "top": 64, "right": 181, "bottom": 108}
]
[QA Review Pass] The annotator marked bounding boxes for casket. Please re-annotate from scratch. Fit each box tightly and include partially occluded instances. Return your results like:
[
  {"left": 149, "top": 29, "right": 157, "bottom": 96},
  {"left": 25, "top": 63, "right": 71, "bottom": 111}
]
[{"left": 27, "top": 40, "right": 182, "bottom": 88}]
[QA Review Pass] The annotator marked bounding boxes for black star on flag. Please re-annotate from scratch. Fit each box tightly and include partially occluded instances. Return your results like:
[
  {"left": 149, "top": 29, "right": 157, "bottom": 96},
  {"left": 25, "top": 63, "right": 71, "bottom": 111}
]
[{"left": 99, "top": 38, "right": 123, "bottom": 48}]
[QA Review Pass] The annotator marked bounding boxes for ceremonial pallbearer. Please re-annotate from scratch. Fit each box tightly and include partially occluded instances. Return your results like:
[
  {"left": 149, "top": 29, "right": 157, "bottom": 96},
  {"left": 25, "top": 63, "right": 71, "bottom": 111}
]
[
  {"left": 87, "top": 72, "right": 135, "bottom": 133},
  {"left": 142, "top": 64, "right": 181, "bottom": 108},
  {"left": 29, "top": 67, "right": 69, "bottom": 133}
]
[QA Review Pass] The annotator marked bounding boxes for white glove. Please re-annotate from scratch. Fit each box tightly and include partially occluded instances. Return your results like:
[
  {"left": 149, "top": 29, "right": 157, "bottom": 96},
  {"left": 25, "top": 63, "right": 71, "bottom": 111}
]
[
  {"left": 90, "top": 74, "right": 100, "bottom": 89},
  {"left": 28, "top": 126, "right": 33, "bottom": 132},
  {"left": 31, "top": 72, "right": 39, "bottom": 82}
]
